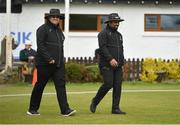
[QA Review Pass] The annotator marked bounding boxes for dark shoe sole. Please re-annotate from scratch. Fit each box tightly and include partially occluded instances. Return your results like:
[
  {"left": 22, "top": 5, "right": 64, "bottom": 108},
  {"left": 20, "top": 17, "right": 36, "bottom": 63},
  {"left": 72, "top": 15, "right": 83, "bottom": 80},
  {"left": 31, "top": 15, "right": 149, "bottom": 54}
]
[{"left": 112, "top": 112, "right": 126, "bottom": 115}]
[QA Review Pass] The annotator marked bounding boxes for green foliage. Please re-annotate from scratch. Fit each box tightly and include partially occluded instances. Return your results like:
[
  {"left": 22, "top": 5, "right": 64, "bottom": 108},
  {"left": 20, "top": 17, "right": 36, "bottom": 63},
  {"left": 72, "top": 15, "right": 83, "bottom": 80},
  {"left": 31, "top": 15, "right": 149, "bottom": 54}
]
[
  {"left": 166, "top": 60, "right": 180, "bottom": 79},
  {"left": 85, "top": 65, "right": 102, "bottom": 82},
  {"left": 65, "top": 62, "right": 85, "bottom": 82},
  {"left": 65, "top": 62, "right": 102, "bottom": 83},
  {"left": 0, "top": 68, "right": 19, "bottom": 84},
  {"left": 141, "top": 58, "right": 180, "bottom": 82}
]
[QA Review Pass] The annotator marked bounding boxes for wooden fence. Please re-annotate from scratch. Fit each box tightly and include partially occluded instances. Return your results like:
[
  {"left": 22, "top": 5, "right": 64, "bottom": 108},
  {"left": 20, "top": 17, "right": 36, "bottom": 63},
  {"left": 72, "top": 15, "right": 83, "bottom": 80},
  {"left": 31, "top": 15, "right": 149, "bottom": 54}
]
[
  {"left": 65, "top": 57, "right": 180, "bottom": 81},
  {"left": 123, "top": 58, "right": 143, "bottom": 81},
  {"left": 65, "top": 57, "right": 143, "bottom": 81}
]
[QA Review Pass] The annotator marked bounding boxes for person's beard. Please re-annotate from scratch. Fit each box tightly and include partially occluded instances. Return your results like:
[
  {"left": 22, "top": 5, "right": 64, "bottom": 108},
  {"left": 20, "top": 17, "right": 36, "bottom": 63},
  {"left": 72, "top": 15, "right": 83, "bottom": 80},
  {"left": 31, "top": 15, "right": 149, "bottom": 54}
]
[{"left": 114, "top": 25, "right": 119, "bottom": 30}]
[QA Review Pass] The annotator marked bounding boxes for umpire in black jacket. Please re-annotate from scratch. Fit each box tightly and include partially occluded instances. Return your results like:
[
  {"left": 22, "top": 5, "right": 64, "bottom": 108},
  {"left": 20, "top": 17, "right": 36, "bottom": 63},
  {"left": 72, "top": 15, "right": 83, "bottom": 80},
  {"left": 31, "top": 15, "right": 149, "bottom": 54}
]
[
  {"left": 90, "top": 13, "right": 126, "bottom": 114},
  {"left": 27, "top": 9, "right": 76, "bottom": 116}
]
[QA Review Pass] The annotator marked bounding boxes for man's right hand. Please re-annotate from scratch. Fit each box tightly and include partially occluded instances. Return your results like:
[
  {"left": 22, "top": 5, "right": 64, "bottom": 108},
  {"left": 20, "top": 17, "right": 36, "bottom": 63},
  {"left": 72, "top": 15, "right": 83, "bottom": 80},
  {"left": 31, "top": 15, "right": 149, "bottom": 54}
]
[
  {"left": 110, "top": 58, "right": 118, "bottom": 67},
  {"left": 49, "top": 60, "right": 55, "bottom": 64}
]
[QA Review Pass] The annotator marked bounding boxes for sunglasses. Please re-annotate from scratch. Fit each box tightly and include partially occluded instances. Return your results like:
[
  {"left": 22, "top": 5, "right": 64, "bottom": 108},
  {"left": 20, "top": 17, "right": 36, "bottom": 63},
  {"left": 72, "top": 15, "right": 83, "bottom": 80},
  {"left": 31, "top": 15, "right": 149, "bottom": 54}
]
[{"left": 51, "top": 15, "right": 59, "bottom": 18}]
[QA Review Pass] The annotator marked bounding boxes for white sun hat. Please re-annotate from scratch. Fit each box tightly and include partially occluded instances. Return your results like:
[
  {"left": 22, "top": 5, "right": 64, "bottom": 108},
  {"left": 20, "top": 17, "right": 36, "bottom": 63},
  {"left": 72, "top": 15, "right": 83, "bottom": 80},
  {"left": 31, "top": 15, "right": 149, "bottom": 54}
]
[{"left": 24, "top": 40, "right": 32, "bottom": 45}]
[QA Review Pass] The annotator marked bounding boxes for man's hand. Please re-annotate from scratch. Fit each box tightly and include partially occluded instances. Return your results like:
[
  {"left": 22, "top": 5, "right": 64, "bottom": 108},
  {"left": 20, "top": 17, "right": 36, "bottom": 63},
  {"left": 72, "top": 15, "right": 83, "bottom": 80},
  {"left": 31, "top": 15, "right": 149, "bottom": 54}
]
[
  {"left": 49, "top": 59, "right": 55, "bottom": 64},
  {"left": 110, "top": 58, "right": 118, "bottom": 67},
  {"left": 28, "top": 56, "right": 35, "bottom": 60}
]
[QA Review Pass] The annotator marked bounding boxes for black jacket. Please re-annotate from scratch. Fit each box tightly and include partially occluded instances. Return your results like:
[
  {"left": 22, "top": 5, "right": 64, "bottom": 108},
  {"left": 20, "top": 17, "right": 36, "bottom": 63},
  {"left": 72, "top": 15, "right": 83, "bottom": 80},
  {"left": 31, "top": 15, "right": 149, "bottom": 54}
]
[
  {"left": 98, "top": 25, "right": 124, "bottom": 67},
  {"left": 19, "top": 48, "right": 36, "bottom": 62},
  {"left": 35, "top": 21, "right": 65, "bottom": 67}
]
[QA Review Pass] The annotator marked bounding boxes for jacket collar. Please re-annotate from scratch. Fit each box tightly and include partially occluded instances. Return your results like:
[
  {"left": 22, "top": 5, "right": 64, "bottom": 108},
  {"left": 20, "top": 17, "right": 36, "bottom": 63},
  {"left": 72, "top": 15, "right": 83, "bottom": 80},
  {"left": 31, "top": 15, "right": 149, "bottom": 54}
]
[{"left": 47, "top": 20, "right": 59, "bottom": 30}]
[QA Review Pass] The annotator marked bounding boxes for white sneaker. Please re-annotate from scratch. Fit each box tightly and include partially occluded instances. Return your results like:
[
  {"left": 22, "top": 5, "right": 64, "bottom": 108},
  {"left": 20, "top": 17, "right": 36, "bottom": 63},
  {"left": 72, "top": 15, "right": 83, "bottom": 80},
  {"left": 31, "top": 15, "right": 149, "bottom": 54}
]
[
  {"left": 62, "top": 109, "right": 76, "bottom": 117},
  {"left": 27, "top": 110, "right": 40, "bottom": 115}
]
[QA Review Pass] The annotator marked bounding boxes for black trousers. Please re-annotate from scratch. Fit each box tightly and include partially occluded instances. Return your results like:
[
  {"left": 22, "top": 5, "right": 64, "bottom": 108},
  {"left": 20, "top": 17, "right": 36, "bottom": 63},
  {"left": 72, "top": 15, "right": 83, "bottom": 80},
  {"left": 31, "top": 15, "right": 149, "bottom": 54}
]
[
  {"left": 93, "top": 66, "right": 123, "bottom": 110},
  {"left": 28, "top": 64, "right": 69, "bottom": 114}
]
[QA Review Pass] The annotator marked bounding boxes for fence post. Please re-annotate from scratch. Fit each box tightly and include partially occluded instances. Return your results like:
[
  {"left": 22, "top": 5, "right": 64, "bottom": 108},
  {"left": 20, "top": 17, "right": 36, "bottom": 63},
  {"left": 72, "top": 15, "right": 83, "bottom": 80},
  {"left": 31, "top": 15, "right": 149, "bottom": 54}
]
[
  {"left": 72, "top": 57, "right": 75, "bottom": 63},
  {"left": 75, "top": 57, "right": 79, "bottom": 64},
  {"left": 123, "top": 59, "right": 129, "bottom": 81},
  {"left": 136, "top": 58, "right": 140, "bottom": 80},
  {"left": 140, "top": 58, "right": 144, "bottom": 80},
  {"left": 84, "top": 57, "right": 87, "bottom": 65},
  {"left": 127, "top": 58, "right": 131, "bottom": 80},
  {"left": 132, "top": 58, "right": 135, "bottom": 80},
  {"left": 67, "top": 57, "right": 71, "bottom": 62},
  {"left": 80, "top": 57, "right": 83, "bottom": 64},
  {"left": 88, "top": 57, "right": 92, "bottom": 65}
]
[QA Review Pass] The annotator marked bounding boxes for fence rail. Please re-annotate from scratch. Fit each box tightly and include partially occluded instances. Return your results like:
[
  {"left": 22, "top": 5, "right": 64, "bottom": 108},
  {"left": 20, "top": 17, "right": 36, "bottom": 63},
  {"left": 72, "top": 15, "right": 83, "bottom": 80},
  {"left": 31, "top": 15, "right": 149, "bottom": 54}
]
[
  {"left": 65, "top": 57, "right": 180, "bottom": 81},
  {"left": 65, "top": 57, "right": 144, "bottom": 81}
]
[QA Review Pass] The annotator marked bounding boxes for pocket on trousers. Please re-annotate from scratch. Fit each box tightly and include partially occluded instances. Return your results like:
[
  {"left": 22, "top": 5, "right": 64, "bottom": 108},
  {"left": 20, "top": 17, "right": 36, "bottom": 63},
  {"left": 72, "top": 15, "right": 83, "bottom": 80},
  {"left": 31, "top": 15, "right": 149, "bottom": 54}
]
[{"left": 100, "top": 66, "right": 110, "bottom": 74}]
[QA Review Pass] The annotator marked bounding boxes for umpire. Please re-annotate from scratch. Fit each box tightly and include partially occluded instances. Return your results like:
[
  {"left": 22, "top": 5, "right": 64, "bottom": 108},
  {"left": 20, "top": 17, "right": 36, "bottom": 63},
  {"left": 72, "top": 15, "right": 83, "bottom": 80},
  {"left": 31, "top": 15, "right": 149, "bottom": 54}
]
[
  {"left": 90, "top": 13, "right": 126, "bottom": 114},
  {"left": 27, "top": 9, "right": 76, "bottom": 116}
]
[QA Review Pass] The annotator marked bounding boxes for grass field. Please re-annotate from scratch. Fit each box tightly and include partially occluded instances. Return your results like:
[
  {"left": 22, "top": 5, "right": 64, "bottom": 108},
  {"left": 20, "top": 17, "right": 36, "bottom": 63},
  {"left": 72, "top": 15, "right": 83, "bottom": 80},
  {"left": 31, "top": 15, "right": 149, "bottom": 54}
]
[{"left": 0, "top": 81, "right": 180, "bottom": 124}]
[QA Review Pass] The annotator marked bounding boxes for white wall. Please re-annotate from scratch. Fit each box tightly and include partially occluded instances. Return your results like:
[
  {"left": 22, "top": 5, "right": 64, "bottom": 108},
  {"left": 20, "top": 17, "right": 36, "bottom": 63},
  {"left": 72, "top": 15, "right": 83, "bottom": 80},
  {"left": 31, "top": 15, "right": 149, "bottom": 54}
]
[
  {"left": 0, "top": 3, "right": 180, "bottom": 59},
  {"left": 121, "top": 4, "right": 180, "bottom": 59}
]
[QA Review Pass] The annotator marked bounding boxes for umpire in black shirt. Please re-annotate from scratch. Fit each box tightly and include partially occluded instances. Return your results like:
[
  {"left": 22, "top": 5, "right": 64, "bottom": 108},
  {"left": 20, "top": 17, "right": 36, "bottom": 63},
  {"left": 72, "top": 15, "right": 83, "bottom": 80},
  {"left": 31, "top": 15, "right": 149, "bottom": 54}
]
[
  {"left": 27, "top": 9, "right": 76, "bottom": 116},
  {"left": 90, "top": 13, "right": 126, "bottom": 114}
]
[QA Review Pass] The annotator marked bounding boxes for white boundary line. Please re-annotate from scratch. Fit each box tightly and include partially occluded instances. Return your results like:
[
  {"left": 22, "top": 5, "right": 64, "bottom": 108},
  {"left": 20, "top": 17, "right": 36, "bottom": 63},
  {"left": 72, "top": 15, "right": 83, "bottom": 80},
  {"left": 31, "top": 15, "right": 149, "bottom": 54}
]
[
  {"left": 0, "top": 89, "right": 180, "bottom": 98},
  {"left": 0, "top": 123, "right": 180, "bottom": 125}
]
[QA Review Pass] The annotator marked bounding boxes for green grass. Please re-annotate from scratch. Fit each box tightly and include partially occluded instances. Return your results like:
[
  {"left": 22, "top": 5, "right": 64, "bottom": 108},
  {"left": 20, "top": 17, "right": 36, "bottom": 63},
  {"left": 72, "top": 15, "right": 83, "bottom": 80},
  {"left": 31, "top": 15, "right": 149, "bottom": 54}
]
[{"left": 0, "top": 82, "right": 180, "bottom": 124}]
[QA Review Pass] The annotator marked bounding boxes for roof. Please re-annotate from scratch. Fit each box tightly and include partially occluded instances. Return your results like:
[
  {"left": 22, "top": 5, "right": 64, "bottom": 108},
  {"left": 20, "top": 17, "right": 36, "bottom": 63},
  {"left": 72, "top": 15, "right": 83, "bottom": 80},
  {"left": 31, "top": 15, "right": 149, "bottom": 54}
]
[
  {"left": 22, "top": 0, "right": 180, "bottom": 5},
  {"left": 0, "top": 0, "right": 179, "bottom": 6}
]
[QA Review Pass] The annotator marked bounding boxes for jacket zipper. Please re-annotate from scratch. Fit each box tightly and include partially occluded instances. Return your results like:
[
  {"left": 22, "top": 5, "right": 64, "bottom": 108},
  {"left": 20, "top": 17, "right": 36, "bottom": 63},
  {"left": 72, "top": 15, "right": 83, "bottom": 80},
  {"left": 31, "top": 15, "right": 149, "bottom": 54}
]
[
  {"left": 115, "top": 32, "right": 120, "bottom": 64},
  {"left": 56, "top": 29, "right": 61, "bottom": 67}
]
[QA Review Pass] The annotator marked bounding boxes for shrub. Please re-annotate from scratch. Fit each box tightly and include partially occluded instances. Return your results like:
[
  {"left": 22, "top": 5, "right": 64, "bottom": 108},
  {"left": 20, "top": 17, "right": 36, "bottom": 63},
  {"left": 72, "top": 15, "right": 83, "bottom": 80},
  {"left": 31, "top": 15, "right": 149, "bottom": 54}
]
[
  {"left": 0, "top": 68, "right": 19, "bottom": 84},
  {"left": 141, "top": 58, "right": 180, "bottom": 82},
  {"left": 166, "top": 60, "right": 180, "bottom": 79},
  {"left": 85, "top": 65, "right": 102, "bottom": 82},
  {"left": 65, "top": 62, "right": 102, "bottom": 83},
  {"left": 140, "top": 58, "right": 158, "bottom": 82},
  {"left": 65, "top": 62, "right": 86, "bottom": 83}
]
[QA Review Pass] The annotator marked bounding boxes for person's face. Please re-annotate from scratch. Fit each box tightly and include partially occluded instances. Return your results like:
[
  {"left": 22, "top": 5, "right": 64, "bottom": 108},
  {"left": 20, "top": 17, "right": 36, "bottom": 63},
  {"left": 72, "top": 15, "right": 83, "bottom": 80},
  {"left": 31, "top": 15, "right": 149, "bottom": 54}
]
[
  {"left": 25, "top": 44, "right": 32, "bottom": 49},
  {"left": 108, "top": 20, "right": 120, "bottom": 30},
  {"left": 49, "top": 15, "right": 60, "bottom": 25}
]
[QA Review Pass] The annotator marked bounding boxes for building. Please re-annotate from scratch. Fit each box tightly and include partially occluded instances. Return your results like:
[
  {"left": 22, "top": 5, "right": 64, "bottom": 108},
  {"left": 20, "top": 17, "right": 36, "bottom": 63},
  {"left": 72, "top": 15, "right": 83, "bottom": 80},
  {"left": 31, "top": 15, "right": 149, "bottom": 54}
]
[{"left": 0, "top": 0, "right": 180, "bottom": 60}]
